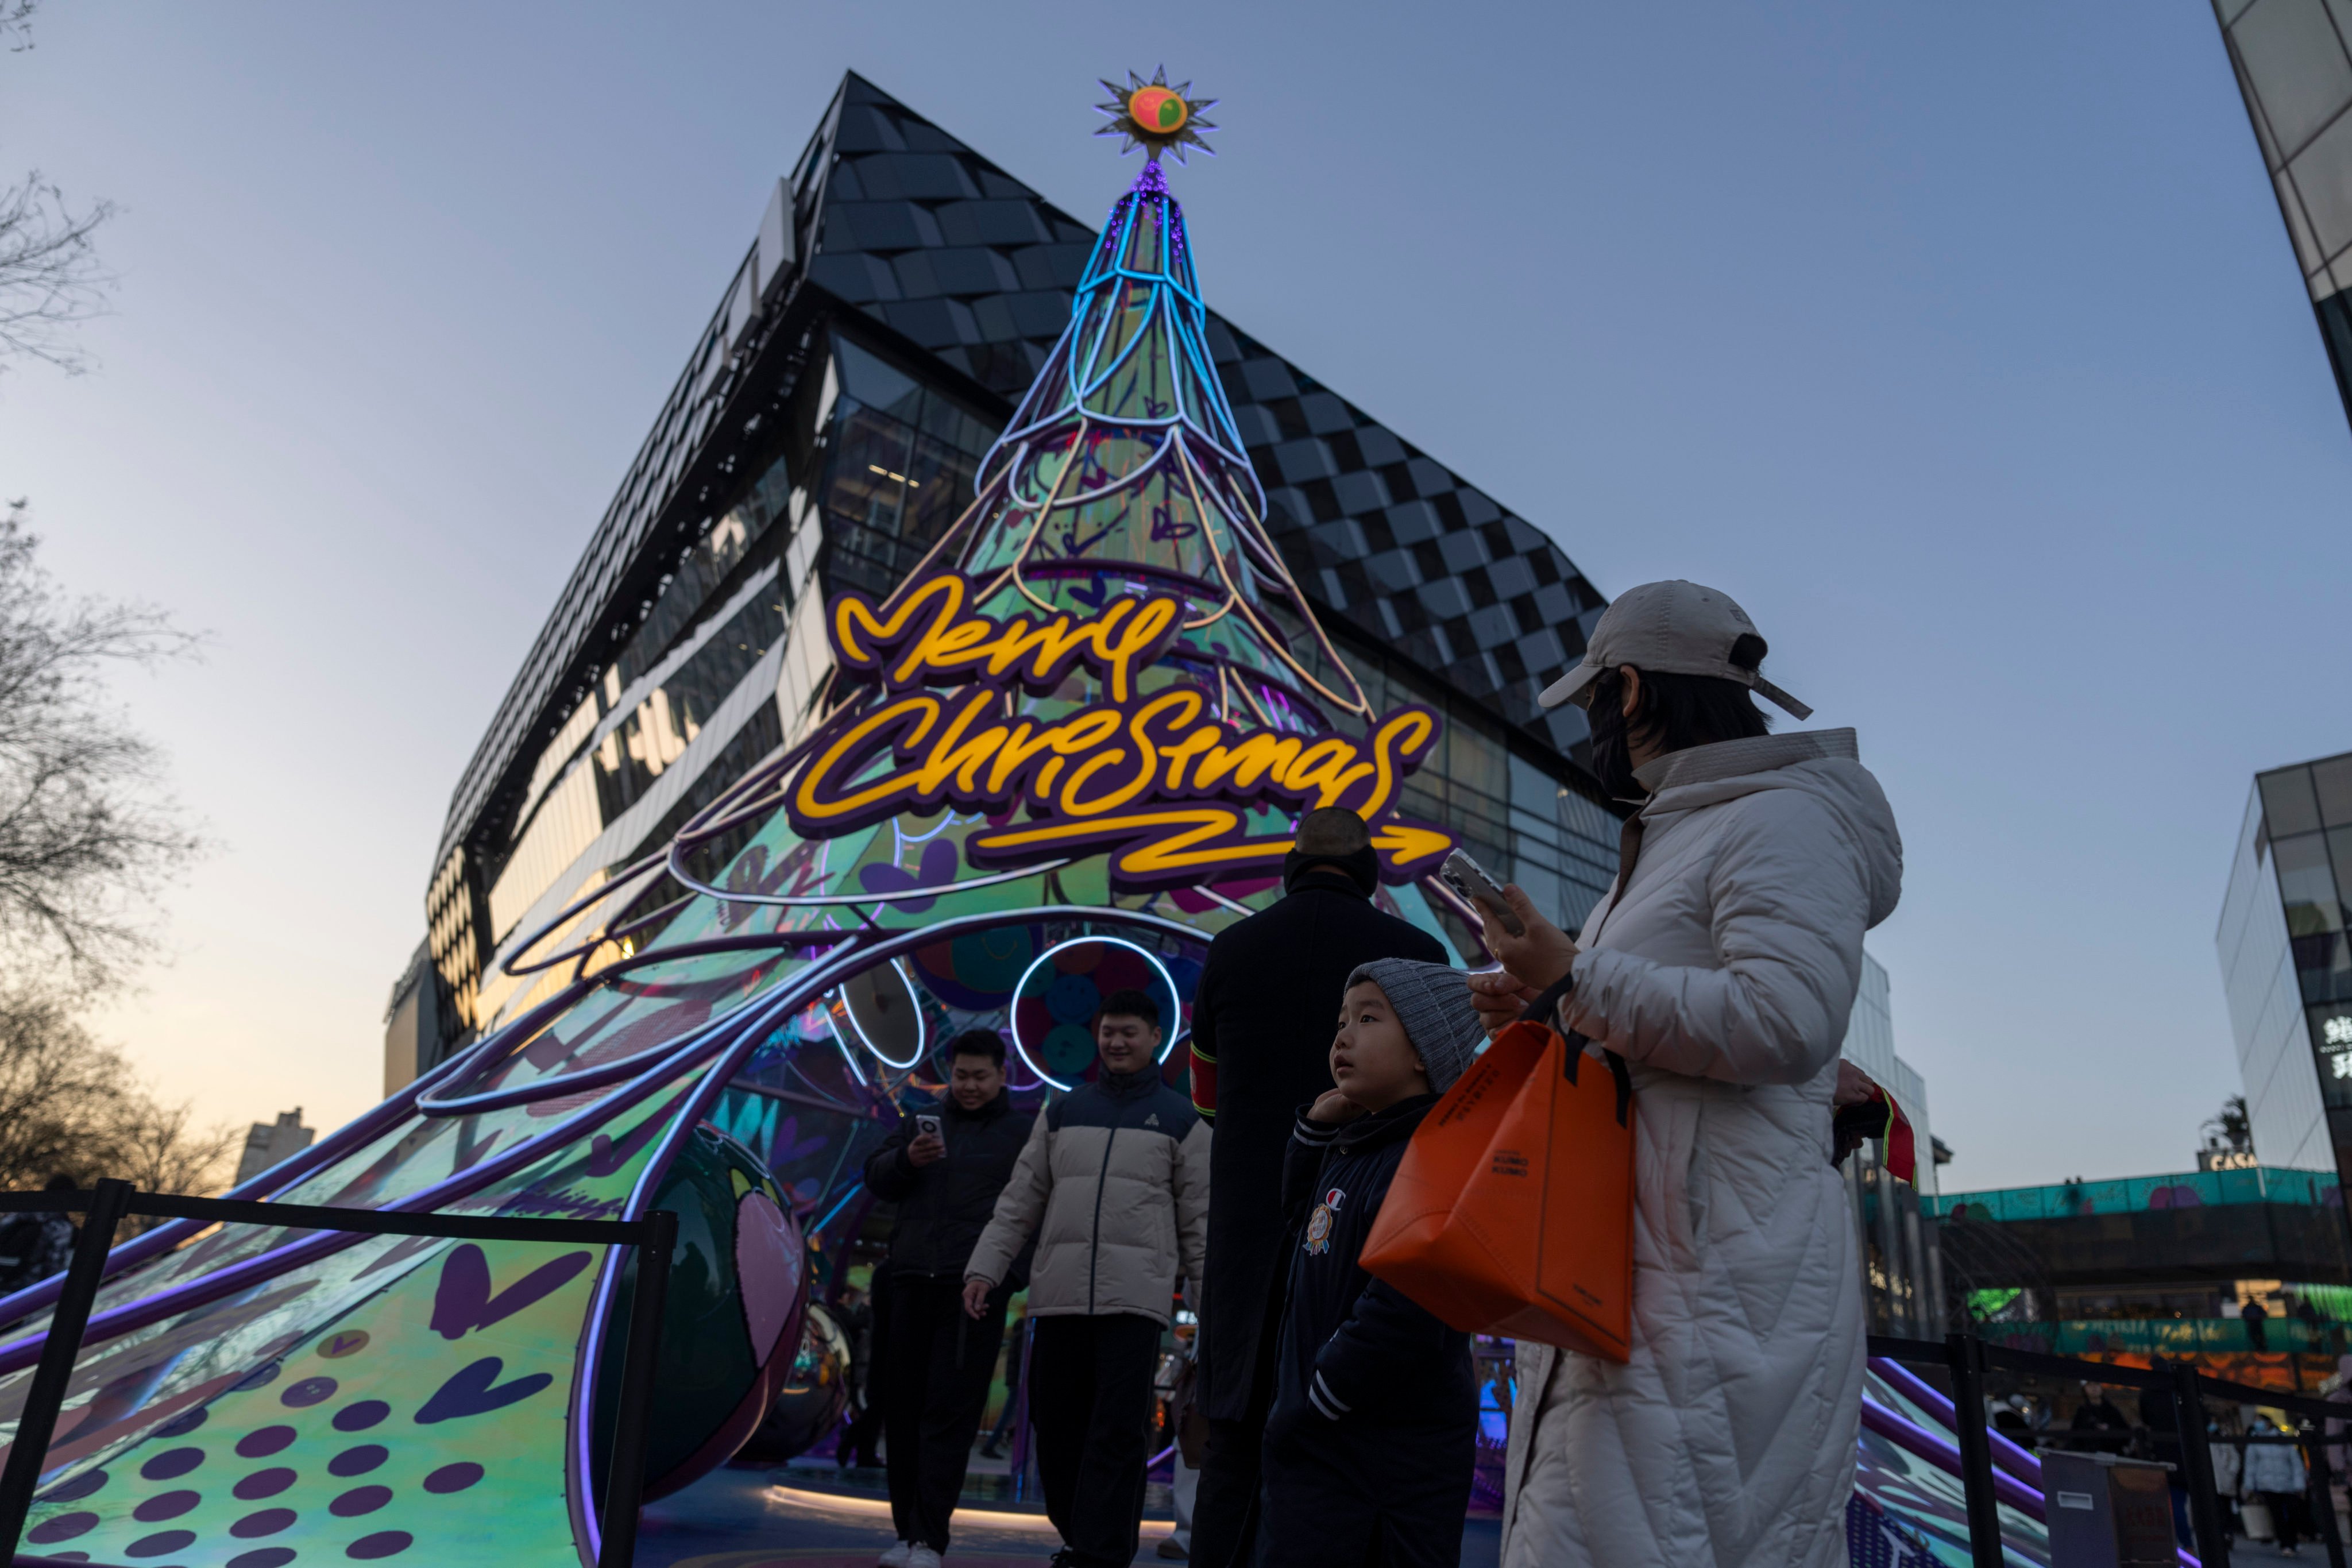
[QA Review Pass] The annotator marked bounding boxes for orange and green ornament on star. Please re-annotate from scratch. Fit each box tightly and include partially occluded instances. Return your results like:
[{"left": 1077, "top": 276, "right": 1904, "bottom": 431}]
[{"left": 1095, "top": 67, "right": 1216, "bottom": 163}]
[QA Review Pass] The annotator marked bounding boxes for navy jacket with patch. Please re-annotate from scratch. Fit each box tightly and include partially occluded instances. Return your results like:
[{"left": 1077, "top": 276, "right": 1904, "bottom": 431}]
[{"left": 1271, "top": 1095, "right": 1476, "bottom": 1430}]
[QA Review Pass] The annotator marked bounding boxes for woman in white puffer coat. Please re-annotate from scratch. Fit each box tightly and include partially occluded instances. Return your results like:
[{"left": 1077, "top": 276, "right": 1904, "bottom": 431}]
[{"left": 1466, "top": 580, "right": 1903, "bottom": 1568}]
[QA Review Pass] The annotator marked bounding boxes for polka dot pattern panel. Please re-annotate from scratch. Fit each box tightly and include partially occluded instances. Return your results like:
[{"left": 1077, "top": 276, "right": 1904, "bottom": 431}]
[{"left": 19, "top": 1210, "right": 613, "bottom": 1565}]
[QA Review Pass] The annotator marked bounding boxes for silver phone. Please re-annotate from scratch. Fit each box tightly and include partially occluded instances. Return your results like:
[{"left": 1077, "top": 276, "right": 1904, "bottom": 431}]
[
  {"left": 914, "top": 1113, "right": 942, "bottom": 1140},
  {"left": 1440, "top": 848, "right": 1524, "bottom": 937}
]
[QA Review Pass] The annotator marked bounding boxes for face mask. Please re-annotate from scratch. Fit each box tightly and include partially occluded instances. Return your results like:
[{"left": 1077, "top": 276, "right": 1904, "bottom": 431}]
[{"left": 1585, "top": 678, "right": 1642, "bottom": 801}]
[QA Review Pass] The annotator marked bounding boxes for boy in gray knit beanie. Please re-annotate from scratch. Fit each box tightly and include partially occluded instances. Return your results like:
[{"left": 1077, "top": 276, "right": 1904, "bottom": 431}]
[
  {"left": 1253, "top": 959, "right": 1482, "bottom": 1563},
  {"left": 1342, "top": 958, "right": 1485, "bottom": 1096}
]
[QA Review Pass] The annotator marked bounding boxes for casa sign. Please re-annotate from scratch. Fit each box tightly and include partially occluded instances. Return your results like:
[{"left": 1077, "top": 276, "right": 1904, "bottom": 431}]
[{"left": 785, "top": 574, "right": 1455, "bottom": 890}]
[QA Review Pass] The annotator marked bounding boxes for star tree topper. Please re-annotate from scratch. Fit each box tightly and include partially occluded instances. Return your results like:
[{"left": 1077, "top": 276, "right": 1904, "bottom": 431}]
[{"left": 1095, "top": 67, "right": 1216, "bottom": 164}]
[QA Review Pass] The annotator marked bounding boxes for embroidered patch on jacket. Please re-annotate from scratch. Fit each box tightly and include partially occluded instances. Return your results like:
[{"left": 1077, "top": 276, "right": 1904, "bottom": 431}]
[{"left": 1304, "top": 1187, "right": 1345, "bottom": 1255}]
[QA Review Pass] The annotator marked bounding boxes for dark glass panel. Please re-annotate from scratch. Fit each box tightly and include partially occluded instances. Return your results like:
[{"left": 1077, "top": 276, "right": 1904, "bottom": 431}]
[{"left": 2264, "top": 766, "right": 2326, "bottom": 837}]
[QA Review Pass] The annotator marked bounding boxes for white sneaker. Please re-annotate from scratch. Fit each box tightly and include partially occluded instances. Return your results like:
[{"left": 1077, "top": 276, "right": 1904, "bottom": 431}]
[
  {"left": 878, "top": 1544, "right": 914, "bottom": 1568},
  {"left": 905, "top": 1548, "right": 943, "bottom": 1568}
]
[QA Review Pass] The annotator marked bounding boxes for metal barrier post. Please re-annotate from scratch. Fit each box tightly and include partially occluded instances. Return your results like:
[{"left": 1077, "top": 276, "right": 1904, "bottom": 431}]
[
  {"left": 0, "top": 1179, "right": 131, "bottom": 1561},
  {"left": 1945, "top": 1331, "right": 2006, "bottom": 1568},
  {"left": 2303, "top": 1419, "right": 2347, "bottom": 1568},
  {"left": 596, "top": 1207, "right": 675, "bottom": 1568},
  {"left": 2172, "top": 1360, "right": 2231, "bottom": 1568}
]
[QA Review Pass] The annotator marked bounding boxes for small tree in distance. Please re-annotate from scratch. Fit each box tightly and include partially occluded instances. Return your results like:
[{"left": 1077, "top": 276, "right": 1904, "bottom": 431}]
[{"left": 2202, "top": 1094, "right": 2253, "bottom": 1157}]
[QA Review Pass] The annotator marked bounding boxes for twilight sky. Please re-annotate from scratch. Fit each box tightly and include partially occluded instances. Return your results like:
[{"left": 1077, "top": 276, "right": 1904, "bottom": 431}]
[{"left": 0, "top": 2, "right": 2341, "bottom": 1192}]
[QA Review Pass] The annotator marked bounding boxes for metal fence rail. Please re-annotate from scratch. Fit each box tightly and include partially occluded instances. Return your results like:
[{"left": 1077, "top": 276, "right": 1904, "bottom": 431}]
[
  {"left": 0, "top": 1179, "right": 675, "bottom": 1568},
  {"left": 1872, "top": 1330, "right": 2351, "bottom": 1568}
]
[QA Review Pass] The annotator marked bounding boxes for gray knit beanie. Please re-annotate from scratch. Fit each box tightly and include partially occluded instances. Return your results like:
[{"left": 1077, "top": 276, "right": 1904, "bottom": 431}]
[{"left": 1345, "top": 959, "right": 1484, "bottom": 1093}]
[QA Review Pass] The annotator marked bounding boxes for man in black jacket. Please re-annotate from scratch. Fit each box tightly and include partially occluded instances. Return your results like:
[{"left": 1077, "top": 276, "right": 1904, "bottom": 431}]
[
  {"left": 863, "top": 1029, "right": 1034, "bottom": 1568},
  {"left": 1186, "top": 808, "right": 1449, "bottom": 1568}
]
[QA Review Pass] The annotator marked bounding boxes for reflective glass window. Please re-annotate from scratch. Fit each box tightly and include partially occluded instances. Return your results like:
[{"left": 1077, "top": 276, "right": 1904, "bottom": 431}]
[
  {"left": 2264, "top": 765, "right": 2326, "bottom": 836},
  {"left": 2233, "top": 0, "right": 2352, "bottom": 157},
  {"left": 2275, "top": 830, "right": 2342, "bottom": 934},
  {"left": 2318, "top": 753, "right": 2352, "bottom": 825}
]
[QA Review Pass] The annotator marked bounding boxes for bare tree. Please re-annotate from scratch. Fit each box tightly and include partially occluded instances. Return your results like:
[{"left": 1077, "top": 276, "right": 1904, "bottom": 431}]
[
  {"left": 0, "top": 175, "right": 113, "bottom": 374},
  {"left": 0, "top": 0, "right": 115, "bottom": 375},
  {"left": 0, "top": 503, "right": 200, "bottom": 988},
  {"left": 0, "top": 982, "right": 234, "bottom": 1206}
]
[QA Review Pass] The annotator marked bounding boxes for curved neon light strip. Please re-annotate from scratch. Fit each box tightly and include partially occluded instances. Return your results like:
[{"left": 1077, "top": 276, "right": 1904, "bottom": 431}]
[
  {"left": 665, "top": 848, "right": 1073, "bottom": 908},
  {"left": 1007, "top": 934, "right": 1183, "bottom": 1091},
  {"left": 833, "top": 958, "right": 928, "bottom": 1070}
]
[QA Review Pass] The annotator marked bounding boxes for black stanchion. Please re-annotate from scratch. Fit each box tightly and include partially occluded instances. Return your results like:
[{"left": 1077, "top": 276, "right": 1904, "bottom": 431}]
[
  {"left": 1945, "top": 1332, "right": 2006, "bottom": 1568},
  {"left": 596, "top": 1207, "right": 676, "bottom": 1568},
  {"left": 0, "top": 1179, "right": 132, "bottom": 1562},
  {"left": 2172, "top": 1360, "right": 2231, "bottom": 1568}
]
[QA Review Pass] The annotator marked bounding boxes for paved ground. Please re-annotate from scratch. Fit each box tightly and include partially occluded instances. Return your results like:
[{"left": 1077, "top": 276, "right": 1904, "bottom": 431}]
[{"left": 635, "top": 1463, "right": 1504, "bottom": 1568}]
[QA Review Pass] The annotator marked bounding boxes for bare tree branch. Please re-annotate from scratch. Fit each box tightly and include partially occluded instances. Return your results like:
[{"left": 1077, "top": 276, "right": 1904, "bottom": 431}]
[
  {"left": 0, "top": 173, "right": 113, "bottom": 374},
  {"left": 0, "top": 503, "right": 201, "bottom": 988},
  {"left": 0, "top": 1, "right": 33, "bottom": 53},
  {"left": 0, "top": 981, "right": 235, "bottom": 1215}
]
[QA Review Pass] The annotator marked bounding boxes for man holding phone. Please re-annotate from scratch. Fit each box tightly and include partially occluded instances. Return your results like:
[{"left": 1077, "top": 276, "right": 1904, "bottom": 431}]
[{"left": 862, "top": 1029, "right": 1035, "bottom": 1568}]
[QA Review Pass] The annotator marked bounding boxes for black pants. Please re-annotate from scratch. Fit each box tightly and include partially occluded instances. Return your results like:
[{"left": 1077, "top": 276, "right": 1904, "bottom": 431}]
[
  {"left": 1255, "top": 1409, "right": 1476, "bottom": 1568},
  {"left": 880, "top": 1272, "right": 1010, "bottom": 1551},
  {"left": 1029, "top": 1312, "right": 1162, "bottom": 1568},
  {"left": 1191, "top": 1335, "right": 1278, "bottom": 1568},
  {"left": 2260, "top": 1489, "right": 2306, "bottom": 1549}
]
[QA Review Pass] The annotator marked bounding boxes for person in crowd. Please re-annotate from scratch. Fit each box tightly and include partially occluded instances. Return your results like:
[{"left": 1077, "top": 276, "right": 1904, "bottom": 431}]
[
  {"left": 2208, "top": 1409, "right": 2245, "bottom": 1542},
  {"left": 2247, "top": 1295, "right": 2273, "bottom": 1352},
  {"left": 2067, "top": 1381, "right": 2131, "bottom": 1459},
  {"left": 1462, "top": 580, "right": 1902, "bottom": 1568},
  {"left": 835, "top": 1280, "right": 883, "bottom": 1470},
  {"left": 2245, "top": 1413, "right": 2309, "bottom": 1553},
  {"left": 977, "top": 1305, "right": 1026, "bottom": 1461},
  {"left": 0, "top": 1174, "right": 76, "bottom": 1297},
  {"left": 2070, "top": 1381, "right": 2129, "bottom": 1436},
  {"left": 1185, "top": 806, "right": 1446, "bottom": 1568},
  {"left": 2137, "top": 1364, "right": 2193, "bottom": 1550},
  {"left": 1256, "top": 960, "right": 1483, "bottom": 1567},
  {"left": 963, "top": 990, "right": 1210, "bottom": 1568},
  {"left": 863, "top": 1029, "right": 1036, "bottom": 1568}
]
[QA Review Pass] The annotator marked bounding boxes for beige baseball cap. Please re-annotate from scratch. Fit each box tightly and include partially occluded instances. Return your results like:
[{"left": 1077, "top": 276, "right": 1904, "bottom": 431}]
[{"left": 1536, "top": 579, "right": 1812, "bottom": 719}]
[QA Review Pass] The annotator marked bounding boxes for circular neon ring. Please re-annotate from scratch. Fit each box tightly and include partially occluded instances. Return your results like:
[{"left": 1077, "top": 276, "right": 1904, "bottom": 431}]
[
  {"left": 832, "top": 957, "right": 929, "bottom": 1071},
  {"left": 1009, "top": 936, "right": 1181, "bottom": 1091}
]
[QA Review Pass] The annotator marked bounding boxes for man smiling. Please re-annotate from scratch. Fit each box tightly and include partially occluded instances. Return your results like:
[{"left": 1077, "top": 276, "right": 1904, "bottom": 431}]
[{"left": 964, "top": 988, "right": 1211, "bottom": 1568}]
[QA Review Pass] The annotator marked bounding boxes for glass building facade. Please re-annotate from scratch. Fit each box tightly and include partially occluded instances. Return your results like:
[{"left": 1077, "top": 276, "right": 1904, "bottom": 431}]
[
  {"left": 2214, "top": 0, "right": 2352, "bottom": 430},
  {"left": 2217, "top": 751, "right": 2352, "bottom": 1183}
]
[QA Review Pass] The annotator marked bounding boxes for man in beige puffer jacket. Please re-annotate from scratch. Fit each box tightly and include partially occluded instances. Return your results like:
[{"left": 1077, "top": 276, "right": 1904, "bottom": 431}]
[{"left": 963, "top": 987, "right": 1210, "bottom": 1568}]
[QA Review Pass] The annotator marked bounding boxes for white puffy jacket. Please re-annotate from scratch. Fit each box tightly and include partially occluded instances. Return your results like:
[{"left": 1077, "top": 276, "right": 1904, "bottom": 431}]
[{"left": 1501, "top": 728, "right": 1902, "bottom": 1568}]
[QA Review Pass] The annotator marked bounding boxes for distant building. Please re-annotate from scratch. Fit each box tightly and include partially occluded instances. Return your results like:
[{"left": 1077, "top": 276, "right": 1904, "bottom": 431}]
[
  {"left": 1929, "top": 1162, "right": 2351, "bottom": 1388},
  {"left": 2216, "top": 751, "right": 2352, "bottom": 1189},
  {"left": 1839, "top": 953, "right": 1946, "bottom": 1338},
  {"left": 2212, "top": 0, "right": 2352, "bottom": 432},
  {"left": 235, "top": 1110, "right": 314, "bottom": 1187}
]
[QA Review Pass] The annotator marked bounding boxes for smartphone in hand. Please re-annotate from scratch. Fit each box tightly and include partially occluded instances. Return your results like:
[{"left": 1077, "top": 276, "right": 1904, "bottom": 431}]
[
  {"left": 1440, "top": 848, "right": 1526, "bottom": 937},
  {"left": 914, "top": 1113, "right": 943, "bottom": 1140}
]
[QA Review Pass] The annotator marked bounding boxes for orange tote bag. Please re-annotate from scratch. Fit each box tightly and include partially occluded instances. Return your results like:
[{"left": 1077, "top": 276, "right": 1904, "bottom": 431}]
[{"left": 1358, "top": 1018, "right": 1636, "bottom": 1361}]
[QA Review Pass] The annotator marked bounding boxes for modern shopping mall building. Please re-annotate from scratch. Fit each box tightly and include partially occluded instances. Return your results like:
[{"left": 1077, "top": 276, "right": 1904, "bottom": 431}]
[{"left": 380, "top": 69, "right": 1941, "bottom": 1332}]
